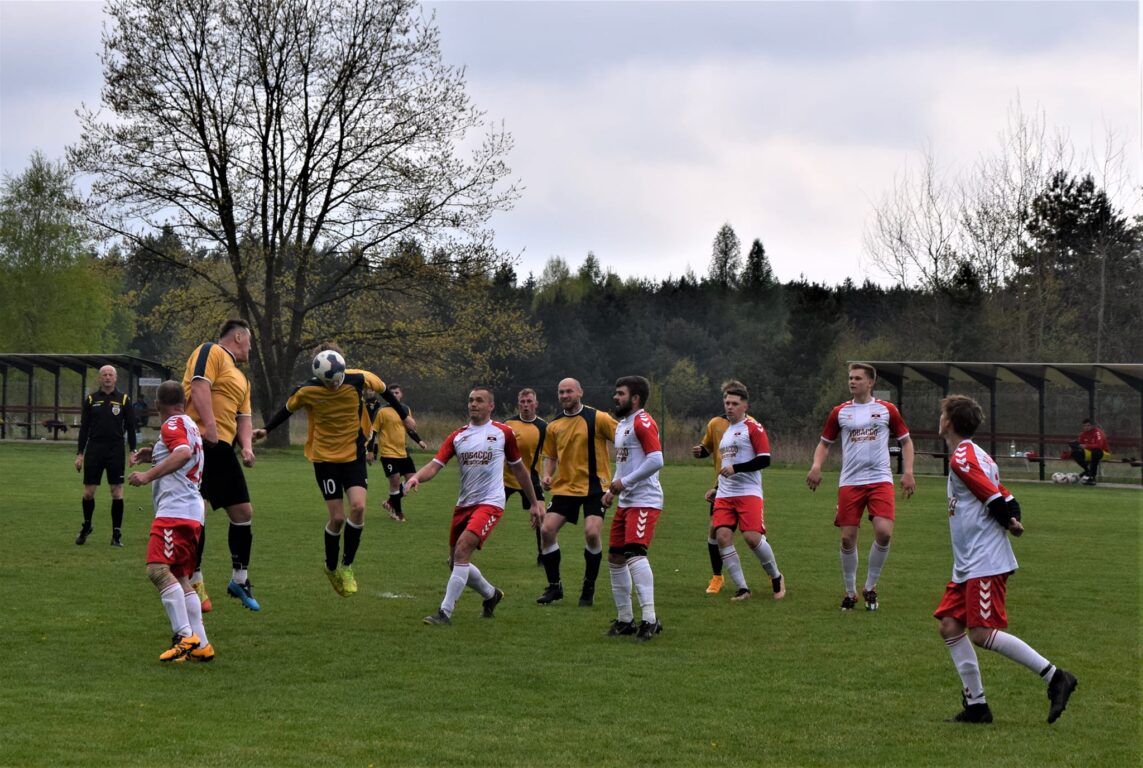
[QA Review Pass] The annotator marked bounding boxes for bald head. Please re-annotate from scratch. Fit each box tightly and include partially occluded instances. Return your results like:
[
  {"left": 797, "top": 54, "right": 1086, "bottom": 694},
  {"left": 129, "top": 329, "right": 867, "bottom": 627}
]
[
  {"left": 98, "top": 365, "right": 118, "bottom": 393},
  {"left": 557, "top": 377, "right": 583, "bottom": 413}
]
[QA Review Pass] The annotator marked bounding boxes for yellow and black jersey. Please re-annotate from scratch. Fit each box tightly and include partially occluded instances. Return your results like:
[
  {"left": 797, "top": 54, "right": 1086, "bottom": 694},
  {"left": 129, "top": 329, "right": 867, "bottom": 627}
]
[
  {"left": 699, "top": 415, "right": 731, "bottom": 485},
  {"left": 276, "top": 369, "right": 384, "bottom": 463},
  {"left": 373, "top": 404, "right": 414, "bottom": 459},
  {"left": 503, "top": 415, "right": 548, "bottom": 489},
  {"left": 543, "top": 406, "right": 617, "bottom": 496},
  {"left": 183, "top": 342, "right": 252, "bottom": 444}
]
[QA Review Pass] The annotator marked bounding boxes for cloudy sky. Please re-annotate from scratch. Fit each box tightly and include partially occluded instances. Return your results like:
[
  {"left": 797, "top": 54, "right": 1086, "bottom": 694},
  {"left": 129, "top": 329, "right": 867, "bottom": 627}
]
[{"left": 1, "top": 0, "right": 1138, "bottom": 284}]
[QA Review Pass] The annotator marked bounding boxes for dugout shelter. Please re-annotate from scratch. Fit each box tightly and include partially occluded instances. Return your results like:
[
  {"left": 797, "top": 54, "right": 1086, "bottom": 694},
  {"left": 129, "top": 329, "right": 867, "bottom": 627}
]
[
  {"left": 0, "top": 353, "right": 173, "bottom": 440},
  {"left": 859, "top": 361, "right": 1143, "bottom": 484}
]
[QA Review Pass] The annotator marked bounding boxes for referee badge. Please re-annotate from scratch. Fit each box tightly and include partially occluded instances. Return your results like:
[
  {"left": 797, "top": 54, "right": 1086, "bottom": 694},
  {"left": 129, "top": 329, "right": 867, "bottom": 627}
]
[{"left": 112, "top": 404, "right": 121, "bottom": 415}]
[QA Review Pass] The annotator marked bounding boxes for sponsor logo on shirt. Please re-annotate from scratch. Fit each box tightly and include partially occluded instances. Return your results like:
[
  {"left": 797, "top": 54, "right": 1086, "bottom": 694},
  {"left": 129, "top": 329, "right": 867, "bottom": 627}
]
[
  {"left": 848, "top": 426, "right": 879, "bottom": 443},
  {"left": 460, "top": 450, "right": 493, "bottom": 466}
]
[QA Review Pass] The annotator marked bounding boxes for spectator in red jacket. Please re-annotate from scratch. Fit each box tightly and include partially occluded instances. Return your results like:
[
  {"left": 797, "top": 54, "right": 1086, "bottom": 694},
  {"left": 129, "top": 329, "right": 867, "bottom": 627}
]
[{"left": 1070, "top": 418, "right": 1110, "bottom": 485}]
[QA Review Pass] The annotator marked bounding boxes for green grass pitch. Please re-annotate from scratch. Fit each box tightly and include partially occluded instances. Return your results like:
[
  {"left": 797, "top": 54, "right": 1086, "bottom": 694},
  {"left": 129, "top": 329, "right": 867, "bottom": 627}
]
[{"left": 2, "top": 443, "right": 1139, "bottom": 767}]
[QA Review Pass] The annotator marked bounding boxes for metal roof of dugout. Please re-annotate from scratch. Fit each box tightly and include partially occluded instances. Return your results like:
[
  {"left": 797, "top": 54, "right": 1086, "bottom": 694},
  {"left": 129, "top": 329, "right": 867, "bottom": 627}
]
[
  {"left": 0, "top": 353, "right": 174, "bottom": 440},
  {"left": 859, "top": 361, "right": 1143, "bottom": 482}
]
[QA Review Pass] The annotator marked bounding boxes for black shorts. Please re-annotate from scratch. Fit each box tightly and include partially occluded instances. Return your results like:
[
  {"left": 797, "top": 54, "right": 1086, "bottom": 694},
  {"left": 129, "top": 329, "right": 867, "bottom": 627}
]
[
  {"left": 314, "top": 459, "right": 368, "bottom": 500},
  {"left": 200, "top": 441, "right": 251, "bottom": 511},
  {"left": 83, "top": 442, "right": 125, "bottom": 486},
  {"left": 381, "top": 455, "right": 416, "bottom": 477},
  {"left": 506, "top": 483, "right": 544, "bottom": 510},
  {"left": 546, "top": 493, "right": 605, "bottom": 525}
]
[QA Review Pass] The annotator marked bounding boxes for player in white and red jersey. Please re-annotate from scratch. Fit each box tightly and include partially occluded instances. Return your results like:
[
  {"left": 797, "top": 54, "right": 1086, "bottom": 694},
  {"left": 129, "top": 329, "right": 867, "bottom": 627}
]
[
  {"left": 127, "top": 381, "right": 214, "bottom": 663},
  {"left": 934, "top": 395, "right": 1077, "bottom": 725},
  {"left": 690, "top": 379, "right": 754, "bottom": 595},
  {"left": 712, "top": 382, "right": 786, "bottom": 603},
  {"left": 806, "top": 363, "right": 915, "bottom": 611},
  {"left": 405, "top": 387, "right": 542, "bottom": 625},
  {"left": 601, "top": 376, "right": 665, "bottom": 641}
]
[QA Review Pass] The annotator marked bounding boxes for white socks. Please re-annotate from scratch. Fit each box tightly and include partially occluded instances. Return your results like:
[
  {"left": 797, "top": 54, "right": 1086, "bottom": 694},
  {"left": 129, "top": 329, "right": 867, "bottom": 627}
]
[
  {"left": 465, "top": 563, "right": 495, "bottom": 600},
  {"left": 441, "top": 564, "right": 470, "bottom": 616},
  {"left": 609, "top": 558, "right": 656, "bottom": 623},
  {"left": 441, "top": 563, "right": 498, "bottom": 614},
  {"left": 983, "top": 630, "right": 1054, "bottom": 680},
  {"left": 719, "top": 545, "right": 747, "bottom": 590},
  {"left": 865, "top": 541, "right": 890, "bottom": 591},
  {"left": 750, "top": 536, "right": 781, "bottom": 579},
  {"left": 160, "top": 583, "right": 191, "bottom": 637},
  {"left": 184, "top": 588, "right": 209, "bottom": 646},
  {"left": 945, "top": 633, "right": 985, "bottom": 703},
  {"left": 609, "top": 562, "right": 633, "bottom": 622},
  {"left": 840, "top": 545, "right": 858, "bottom": 594},
  {"left": 628, "top": 556, "right": 656, "bottom": 623}
]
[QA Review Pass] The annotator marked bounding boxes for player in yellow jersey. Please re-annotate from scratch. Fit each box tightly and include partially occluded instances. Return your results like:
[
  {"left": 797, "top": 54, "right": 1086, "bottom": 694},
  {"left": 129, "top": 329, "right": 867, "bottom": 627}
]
[
  {"left": 367, "top": 384, "right": 427, "bottom": 522},
  {"left": 536, "top": 378, "right": 617, "bottom": 607},
  {"left": 503, "top": 388, "right": 547, "bottom": 565},
  {"left": 182, "top": 319, "right": 259, "bottom": 611},
  {"left": 253, "top": 344, "right": 414, "bottom": 596}
]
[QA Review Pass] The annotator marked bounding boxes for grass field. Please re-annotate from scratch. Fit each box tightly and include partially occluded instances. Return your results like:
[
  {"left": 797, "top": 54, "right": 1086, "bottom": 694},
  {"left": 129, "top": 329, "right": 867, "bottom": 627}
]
[{"left": 2, "top": 442, "right": 1139, "bottom": 767}]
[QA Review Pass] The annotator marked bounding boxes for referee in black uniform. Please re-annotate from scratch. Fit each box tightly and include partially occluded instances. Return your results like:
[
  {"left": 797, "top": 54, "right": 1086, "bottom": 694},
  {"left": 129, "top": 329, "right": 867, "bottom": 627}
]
[{"left": 75, "top": 365, "right": 137, "bottom": 546}]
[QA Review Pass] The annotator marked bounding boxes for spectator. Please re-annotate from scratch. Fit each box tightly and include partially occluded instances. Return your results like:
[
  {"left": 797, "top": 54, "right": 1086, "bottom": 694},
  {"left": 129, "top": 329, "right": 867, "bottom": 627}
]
[
  {"left": 134, "top": 393, "right": 150, "bottom": 443},
  {"left": 1070, "top": 418, "right": 1110, "bottom": 486}
]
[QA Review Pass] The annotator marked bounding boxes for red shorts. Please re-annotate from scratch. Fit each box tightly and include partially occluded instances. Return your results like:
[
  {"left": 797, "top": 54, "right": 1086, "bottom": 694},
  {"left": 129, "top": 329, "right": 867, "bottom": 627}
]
[
  {"left": 449, "top": 504, "right": 503, "bottom": 549},
  {"left": 834, "top": 482, "right": 895, "bottom": 527},
  {"left": 711, "top": 496, "right": 765, "bottom": 534},
  {"left": 146, "top": 517, "right": 203, "bottom": 579},
  {"left": 933, "top": 574, "right": 1010, "bottom": 629},
  {"left": 609, "top": 507, "right": 661, "bottom": 550}
]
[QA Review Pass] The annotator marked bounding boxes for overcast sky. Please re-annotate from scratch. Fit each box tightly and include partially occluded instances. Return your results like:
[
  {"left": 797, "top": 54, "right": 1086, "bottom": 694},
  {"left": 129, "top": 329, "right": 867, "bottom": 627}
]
[{"left": 1, "top": 0, "right": 1138, "bottom": 285}]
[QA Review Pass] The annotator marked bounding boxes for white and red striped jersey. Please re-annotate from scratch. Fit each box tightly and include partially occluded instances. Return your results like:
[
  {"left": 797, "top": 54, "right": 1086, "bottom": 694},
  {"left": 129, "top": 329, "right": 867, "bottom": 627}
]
[
  {"left": 613, "top": 409, "right": 664, "bottom": 509},
  {"left": 151, "top": 414, "right": 205, "bottom": 523},
  {"left": 715, "top": 417, "right": 770, "bottom": 499},
  {"left": 820, "top": 399, "right": 910, "bottom": 487},
  {"left": 433, "top": 420, "right": 522, "bottom": 508},
  {"left": 946, "top": 439, "right": 1018, "bottom": 582}
]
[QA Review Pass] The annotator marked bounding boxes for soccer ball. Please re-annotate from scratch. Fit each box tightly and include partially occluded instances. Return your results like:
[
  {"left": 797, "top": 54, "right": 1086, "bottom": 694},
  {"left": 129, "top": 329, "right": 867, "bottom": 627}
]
[
  {"left": 312, "top": 350, "right": 346, "bottom": 389},
  {"left": 1066, "top": 472, "right": 1081, "bottom": 485},
  {"left": 1051, "top": 472, "right": 1067, "bottom": 484}
]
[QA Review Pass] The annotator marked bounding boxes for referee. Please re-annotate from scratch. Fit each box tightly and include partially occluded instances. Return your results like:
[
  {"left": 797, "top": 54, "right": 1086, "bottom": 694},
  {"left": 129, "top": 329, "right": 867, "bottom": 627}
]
[{"left": 75, "top": 365, "right": 137, "bottom": 546}]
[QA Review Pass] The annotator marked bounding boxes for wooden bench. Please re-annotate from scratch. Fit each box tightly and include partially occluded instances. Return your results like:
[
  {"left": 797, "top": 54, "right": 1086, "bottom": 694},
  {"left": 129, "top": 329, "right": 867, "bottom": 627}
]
[
  {"left": 41, "top": 419, "right": 69, "bottom": 440},
  {"left": 910, "top": 430, "right": 1142, "bottom": 482}
]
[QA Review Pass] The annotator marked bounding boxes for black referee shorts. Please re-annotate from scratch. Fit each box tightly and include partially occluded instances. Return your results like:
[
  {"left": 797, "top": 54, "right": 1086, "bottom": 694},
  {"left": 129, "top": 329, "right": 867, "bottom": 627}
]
[{"left": 83, "top": 442, "right": 126, "bottom": 486}]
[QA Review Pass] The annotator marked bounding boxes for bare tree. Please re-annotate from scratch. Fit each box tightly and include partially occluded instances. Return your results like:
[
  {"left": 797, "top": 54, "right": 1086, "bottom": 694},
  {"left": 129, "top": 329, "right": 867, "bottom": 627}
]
[
  {"left": 863, "top": 145, "right": 958, "bottom": 292},
  {"left": 70, "top": 0, "right": 518, "bottom": 438},
  {"left": 958, "top": 101, "right": 1072, "bottom": 291}
]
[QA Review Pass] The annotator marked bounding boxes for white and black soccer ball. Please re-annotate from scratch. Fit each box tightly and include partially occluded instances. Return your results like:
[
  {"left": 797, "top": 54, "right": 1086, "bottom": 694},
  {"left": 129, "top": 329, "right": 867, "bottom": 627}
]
[
  {"left": 1051, "top": 472, "right": 1067, "bottom": 484},
  {"left": 1066, "top": 472, "right": 1081, "bottom": 485},
  {"left": 312, "top": 350, "right": 346, "bottom": 389}
]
